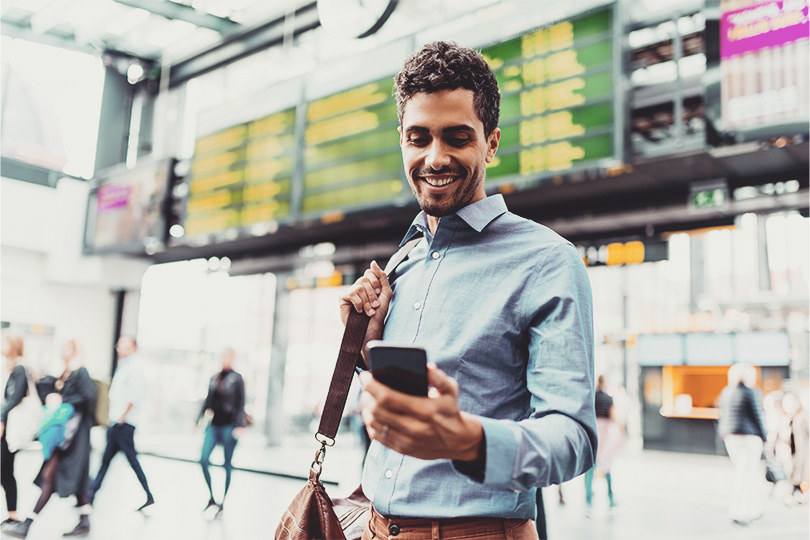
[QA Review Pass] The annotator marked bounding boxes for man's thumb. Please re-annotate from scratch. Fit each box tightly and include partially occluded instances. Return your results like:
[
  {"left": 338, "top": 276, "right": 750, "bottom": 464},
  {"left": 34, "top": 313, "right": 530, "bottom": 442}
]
[{"left": 427, "top": 363, "right": 457, "bottom": 397}]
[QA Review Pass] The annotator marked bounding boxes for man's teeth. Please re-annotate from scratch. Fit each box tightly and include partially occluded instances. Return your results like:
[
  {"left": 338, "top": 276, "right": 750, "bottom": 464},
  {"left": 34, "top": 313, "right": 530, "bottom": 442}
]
[{"left": 424, "top": 176, "right": 456, "bottom": 187}]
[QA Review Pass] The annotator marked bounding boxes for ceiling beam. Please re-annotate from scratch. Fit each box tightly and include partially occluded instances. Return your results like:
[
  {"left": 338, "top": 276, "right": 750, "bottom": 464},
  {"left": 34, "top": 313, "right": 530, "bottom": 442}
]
[
  {"left": 1, "top": 18, "right": 158, "bottom": 62},
  {"left": 166, "top": 1, "right": 320, "bottom": 89},
  {"left": 111, "top": 0, "right": 237, "bottom": 33},
  {"left": 1, "top": 18, "right": 94, "bottom": 55}
]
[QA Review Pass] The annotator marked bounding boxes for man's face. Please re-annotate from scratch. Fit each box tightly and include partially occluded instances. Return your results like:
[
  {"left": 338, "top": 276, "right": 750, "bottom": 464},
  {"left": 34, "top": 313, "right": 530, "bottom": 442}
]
[
  {"left": 399, "top": 88, "right": 500, "bottom": 218},
  {"left": 116, "top": 337, "right": 136, "bottom": 358},
  {"left": 221, "top": 348, "right": 235, "bottom": 370}
]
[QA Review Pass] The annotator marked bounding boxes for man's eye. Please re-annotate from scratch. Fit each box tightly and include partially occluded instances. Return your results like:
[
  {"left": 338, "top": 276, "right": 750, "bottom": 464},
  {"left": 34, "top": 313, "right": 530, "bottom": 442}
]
[
  {"left": 448, "top": 138, "right": 470, "bottom": 147},
  {"left": 408, "top": 137, "right": 428, "bottom": 146}
]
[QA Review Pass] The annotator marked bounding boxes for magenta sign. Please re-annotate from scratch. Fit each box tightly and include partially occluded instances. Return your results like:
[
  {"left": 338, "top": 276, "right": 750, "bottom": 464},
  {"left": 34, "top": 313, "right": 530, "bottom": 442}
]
[
  {"left": 721, "top": 0, "right": 809, "bottom": 59},
  {"left": 97, "top": 184, "right": 132, "bottom": 212}
]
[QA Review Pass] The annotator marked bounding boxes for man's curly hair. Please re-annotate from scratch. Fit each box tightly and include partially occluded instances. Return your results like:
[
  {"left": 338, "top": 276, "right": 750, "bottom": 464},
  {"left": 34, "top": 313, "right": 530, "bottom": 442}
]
[{"left": 394, "top": 41, "right": 500, "bottom": 138}]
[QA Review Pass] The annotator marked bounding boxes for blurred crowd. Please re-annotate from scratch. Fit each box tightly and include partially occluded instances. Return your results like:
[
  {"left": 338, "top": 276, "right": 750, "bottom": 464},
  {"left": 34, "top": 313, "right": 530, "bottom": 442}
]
[
  {"left": 2, "top": 329, "right": 808, "bottom": 538},
  {"left": 0, "top": 331, "right": 247, "bottom": 538}
]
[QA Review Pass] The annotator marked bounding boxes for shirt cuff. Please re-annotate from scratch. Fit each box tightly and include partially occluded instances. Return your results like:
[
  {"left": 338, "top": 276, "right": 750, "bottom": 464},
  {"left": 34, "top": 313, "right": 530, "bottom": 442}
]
[{"left": 452, "top": 416, "right": 517, "bottom": 487}]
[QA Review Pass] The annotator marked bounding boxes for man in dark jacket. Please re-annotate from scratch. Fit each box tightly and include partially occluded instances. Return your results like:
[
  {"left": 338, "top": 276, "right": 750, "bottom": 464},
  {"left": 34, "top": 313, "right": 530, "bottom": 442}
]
[
  {"left": 197, "top": 347, "right": 246, "bottom": 517},
  {"left": 719, "top": 363, "right": 767, "bottom": 525}
]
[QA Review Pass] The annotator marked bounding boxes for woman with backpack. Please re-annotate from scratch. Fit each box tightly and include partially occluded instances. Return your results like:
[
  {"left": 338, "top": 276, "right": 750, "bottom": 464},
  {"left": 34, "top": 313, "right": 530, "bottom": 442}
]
[{"left": 3, "top": 339, "right": 97, "bottom": 539}]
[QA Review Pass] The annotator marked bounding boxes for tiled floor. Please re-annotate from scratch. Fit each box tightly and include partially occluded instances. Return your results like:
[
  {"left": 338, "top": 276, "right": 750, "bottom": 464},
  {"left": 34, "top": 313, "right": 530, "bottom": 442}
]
[{"left": 2, "top": 434, "right": 807, "bottom": 540}]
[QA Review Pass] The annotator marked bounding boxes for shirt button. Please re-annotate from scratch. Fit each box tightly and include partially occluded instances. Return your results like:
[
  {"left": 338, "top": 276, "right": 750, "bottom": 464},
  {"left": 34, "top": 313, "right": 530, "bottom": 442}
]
[
  {"left": 389, "top": 524, "right": 400, "bottom": 536},
  {"left": 431, "top": 251, "right": 440, "bottom": 259},
  {"left": 385, "top": 469, "right": 393, "bottom": 479},
  {"left": 413, "top": 301, "right": 421, "bottom": 310}
]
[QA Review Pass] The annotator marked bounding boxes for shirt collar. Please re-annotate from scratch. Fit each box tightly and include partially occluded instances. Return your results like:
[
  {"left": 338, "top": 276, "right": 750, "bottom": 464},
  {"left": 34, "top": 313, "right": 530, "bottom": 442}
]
[{"left": 399, "top": 195, "right": 508, "bottom": 246}]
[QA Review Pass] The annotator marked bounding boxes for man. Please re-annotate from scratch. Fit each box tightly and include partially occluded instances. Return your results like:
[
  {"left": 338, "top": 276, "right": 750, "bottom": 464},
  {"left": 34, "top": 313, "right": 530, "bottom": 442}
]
[
  {"left": 718, "top": 363, "right": 766, "bottom": 525},
  {"left": 340, "top": 41, "right": 596, "bottom": 540},
  {"left": 584, "top": 375, "right": 620, "bottom": 512},
  {"left": 197, "top": 347, "right": 246, "bottom": 517},
  {"left": 89, "top": 336, "right": 154, "bottom": 511}
]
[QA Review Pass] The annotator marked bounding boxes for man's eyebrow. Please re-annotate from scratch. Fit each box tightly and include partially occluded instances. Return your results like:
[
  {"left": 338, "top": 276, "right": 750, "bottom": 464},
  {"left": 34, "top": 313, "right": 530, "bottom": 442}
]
[
  {"left": 442, "top": 125, "right": 476, "bottom": 134},
  {"left": 403, "top": 125, "right": 476, "bottom": 134},
  {"left": 403, "top": 126, "right": 429, "bottom": 134}
]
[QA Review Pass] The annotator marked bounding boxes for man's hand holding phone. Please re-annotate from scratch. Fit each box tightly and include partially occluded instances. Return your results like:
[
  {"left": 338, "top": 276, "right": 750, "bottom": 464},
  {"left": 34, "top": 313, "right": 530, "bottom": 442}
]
[{"left": 359, "top": 362, "right": 484, "bottom": 463}]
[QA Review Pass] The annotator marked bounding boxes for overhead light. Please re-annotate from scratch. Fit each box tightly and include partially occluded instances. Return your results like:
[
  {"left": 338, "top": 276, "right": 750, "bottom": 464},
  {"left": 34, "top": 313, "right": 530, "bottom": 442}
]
[{"left": 127, "top": 63, "right": 144, "bottom": 84}]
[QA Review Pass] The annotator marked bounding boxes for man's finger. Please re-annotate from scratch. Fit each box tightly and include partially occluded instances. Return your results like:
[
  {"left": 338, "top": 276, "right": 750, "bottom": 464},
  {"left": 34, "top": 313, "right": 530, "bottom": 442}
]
[
  {"left": 364, "top": 266, "right": 382, "bottom": 295},
  {"left": 359, "top": 275, "right": 380, "bottom": 313},
  {"left": 372, "top": 261, "right": 393, "bottom": 298},
  {"left": 427, "top": 363, "right": 458, "bottom": 397},
  {"left": 363, "top": 375, "right": 429, "bottom": 415}
]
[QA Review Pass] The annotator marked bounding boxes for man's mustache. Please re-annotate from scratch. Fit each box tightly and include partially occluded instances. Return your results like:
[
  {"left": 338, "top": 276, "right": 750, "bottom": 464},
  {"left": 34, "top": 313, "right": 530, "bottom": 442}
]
[{"left": 413, "top": 166, "right": 466, "bottom": 177}]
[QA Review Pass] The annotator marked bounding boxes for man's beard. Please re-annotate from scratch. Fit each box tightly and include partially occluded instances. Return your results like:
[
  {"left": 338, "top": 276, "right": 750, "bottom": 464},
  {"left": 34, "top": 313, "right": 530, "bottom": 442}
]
[{"left": 411, "top": 165, "right": 484, "bottom": 217}]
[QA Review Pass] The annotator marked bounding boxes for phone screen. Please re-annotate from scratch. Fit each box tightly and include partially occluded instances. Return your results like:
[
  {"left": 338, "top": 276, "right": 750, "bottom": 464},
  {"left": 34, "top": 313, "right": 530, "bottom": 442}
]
[{"left": 367, "top": 343, "right": 428, "bottom": 397}]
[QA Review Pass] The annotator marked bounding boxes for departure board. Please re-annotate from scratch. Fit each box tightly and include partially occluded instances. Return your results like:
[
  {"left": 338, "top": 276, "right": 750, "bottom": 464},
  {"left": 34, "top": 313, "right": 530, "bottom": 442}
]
[
  {"left": 184, "top": 108, "right": 296, "bottom": 237},
  {"left": 482, "top": 8, "right": 616, "bottom": 182},
  {"left": 302, "top": 77, "right": 404, "bottom": 216}
]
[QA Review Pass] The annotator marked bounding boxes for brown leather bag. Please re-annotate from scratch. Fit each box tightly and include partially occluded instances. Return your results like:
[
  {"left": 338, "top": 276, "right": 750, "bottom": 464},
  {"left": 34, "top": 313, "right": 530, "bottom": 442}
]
[
  {"left": 275, "top": 239, "right": 421, "bottom": 540},
  {"left": 274, "top": 310, "right": 371, "bottom": 540}
]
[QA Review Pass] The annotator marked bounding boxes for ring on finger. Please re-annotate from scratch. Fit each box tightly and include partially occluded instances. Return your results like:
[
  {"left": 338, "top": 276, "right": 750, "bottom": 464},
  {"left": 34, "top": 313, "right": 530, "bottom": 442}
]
[{"left": 380, "top": 424, "right": 390, "bottom": 438}]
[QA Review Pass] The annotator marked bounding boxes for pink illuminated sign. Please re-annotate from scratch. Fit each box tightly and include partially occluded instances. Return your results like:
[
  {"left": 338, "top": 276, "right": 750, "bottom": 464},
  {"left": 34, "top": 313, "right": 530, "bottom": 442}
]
[{"left": 721, "top": 0, "right": 809, "bottom": 59}]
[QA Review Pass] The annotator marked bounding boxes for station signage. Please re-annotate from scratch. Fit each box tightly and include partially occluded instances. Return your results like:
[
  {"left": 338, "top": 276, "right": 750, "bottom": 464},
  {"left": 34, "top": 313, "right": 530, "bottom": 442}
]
[{"left": 576, "top": 238, "right": 669, "bottom": 267}]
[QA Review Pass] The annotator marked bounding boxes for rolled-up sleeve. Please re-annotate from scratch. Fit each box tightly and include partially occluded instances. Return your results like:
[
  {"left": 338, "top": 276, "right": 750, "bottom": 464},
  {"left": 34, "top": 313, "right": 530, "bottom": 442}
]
[{"left": 466, "top": 244, "right": 597, "bottom": 491}]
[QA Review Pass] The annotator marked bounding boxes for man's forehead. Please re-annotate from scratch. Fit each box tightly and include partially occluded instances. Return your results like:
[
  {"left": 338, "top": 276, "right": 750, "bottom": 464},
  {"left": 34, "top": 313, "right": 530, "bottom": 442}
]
[{"left": 400, "top": 88, "right": 483, "bottom": 130}]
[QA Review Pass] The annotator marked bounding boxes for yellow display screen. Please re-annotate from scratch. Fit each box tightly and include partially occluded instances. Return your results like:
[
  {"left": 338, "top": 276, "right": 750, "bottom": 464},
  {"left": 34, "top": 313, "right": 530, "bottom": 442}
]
[
  {"left": 185, "top": 108, "right": 296, "bottom": 236},
  {"left": 302, "top": 77, "right": 404, "bottom": 215},
  {"left": 179, "top": 8, "right": 619, "bottom": 242},
  {"left": 482, "top": 8, "right": 617, "bottom": 181}
]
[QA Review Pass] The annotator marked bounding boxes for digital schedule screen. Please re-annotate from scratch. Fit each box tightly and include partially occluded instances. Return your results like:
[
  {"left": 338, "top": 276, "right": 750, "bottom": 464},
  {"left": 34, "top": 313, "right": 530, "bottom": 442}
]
[
  {"left": 184, "top": 108, "right": 296, "bottom": 237},
  {"left": 302, "top": 77, "right": 405, "bottom": 216},
  {"left": 481, "top": 8, "right": 617, "bottom": 182},
  {"left": 86, "top": 158, "right": 172, "bottom": 254}
]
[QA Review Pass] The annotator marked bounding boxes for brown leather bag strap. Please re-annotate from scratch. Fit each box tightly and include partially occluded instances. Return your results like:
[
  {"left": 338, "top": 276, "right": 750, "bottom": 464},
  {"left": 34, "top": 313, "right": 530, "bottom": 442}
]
[
  {"left": 317, "top": 309, "right": 370, "bottom": 440},
  {"left": 316, "top": 237, "right": 422, "bottom": 442}
]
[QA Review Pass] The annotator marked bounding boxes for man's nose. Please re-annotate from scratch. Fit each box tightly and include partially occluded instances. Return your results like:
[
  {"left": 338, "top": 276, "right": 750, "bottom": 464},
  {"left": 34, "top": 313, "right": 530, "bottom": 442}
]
[{"left": 425, "top": 141, "right": 451, "bottom": 170}]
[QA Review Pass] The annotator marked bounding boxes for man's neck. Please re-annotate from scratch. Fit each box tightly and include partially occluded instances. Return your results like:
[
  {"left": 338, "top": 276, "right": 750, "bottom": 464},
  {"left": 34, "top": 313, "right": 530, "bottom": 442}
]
[{"left": 427, "top": 215, "right": 440, "bottom": 236}]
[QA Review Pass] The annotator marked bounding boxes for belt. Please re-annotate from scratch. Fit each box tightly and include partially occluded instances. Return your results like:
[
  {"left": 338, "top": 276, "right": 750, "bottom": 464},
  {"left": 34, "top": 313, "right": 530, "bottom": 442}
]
[{"left": 367, "top": 505, "right": 531, "bottom": 539}]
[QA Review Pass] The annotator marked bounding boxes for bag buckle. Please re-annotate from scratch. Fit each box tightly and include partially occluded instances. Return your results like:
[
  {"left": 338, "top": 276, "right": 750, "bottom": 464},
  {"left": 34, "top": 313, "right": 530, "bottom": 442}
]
[{"left": 310, "top": 433, "right": 335, "bottom": 481}]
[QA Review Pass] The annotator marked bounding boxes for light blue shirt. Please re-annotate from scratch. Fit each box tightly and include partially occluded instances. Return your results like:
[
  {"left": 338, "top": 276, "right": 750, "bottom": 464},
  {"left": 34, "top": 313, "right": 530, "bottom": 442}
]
[
  {"left": 108, "top": 354, "right": 148, "bottom": 427},
  {"left": 362, "top": 194, "right": 596, "bottom": 520}
]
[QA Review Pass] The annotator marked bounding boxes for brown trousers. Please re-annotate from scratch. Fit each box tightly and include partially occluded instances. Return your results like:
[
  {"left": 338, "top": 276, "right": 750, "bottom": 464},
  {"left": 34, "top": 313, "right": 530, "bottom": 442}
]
[{"left": 362, "top": 505, "right": 539, "bottom": 540}]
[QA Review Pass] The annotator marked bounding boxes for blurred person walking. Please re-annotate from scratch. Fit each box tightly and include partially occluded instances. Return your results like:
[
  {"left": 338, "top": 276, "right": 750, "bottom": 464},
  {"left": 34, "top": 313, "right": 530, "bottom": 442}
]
[
  {"left": 88, "top": 336, "right": 154, "bottom": 512},
  {"left": 3, "top": 339, "right": 97, "bottom": 538},
  {"left": 197, "top": 347, "right": 246, "bottom": 517},
  {"left": 718, "top": 363, "right": 767, "bottom": 526},
  {"left": 781, "top": 393, "right": 809, "bottom": 503},
  {"left": 1, "top": 333, "right": 29, "bottom": 526},
  {"left": 584, "top": 375, "right": 621, "bottom": 513}
]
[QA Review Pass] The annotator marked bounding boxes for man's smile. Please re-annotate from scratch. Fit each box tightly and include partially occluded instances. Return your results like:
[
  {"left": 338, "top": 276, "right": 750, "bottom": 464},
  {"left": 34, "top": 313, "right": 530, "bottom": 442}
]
[{"left": 421, "top": 175, "right": 461, "bottom": 188}]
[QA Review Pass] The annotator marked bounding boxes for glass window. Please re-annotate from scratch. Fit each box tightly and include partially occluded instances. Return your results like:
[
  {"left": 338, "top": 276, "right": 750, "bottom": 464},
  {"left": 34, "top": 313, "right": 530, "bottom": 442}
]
[
  {"left": 135, "top": 260, "right": 275, "bottom": 453},
  {"left": 0, "top": 37, "right": 104, "bottom": 178}
]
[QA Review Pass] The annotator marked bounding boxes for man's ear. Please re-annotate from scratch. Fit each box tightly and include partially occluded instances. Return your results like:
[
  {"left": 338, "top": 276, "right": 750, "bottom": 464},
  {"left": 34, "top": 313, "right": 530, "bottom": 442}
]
[
  {"left": 398, "top": 125, "right": 403, "bottom": 146},
  {"left": 485, "top": 127, "right": 501, "bottom": 163}
]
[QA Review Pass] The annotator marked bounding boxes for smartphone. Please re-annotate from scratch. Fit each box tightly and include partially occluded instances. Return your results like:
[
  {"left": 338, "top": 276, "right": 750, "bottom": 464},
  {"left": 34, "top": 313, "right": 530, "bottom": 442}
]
[{"left": 366, "top": 341, "right": 429, "bottom": 397}]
